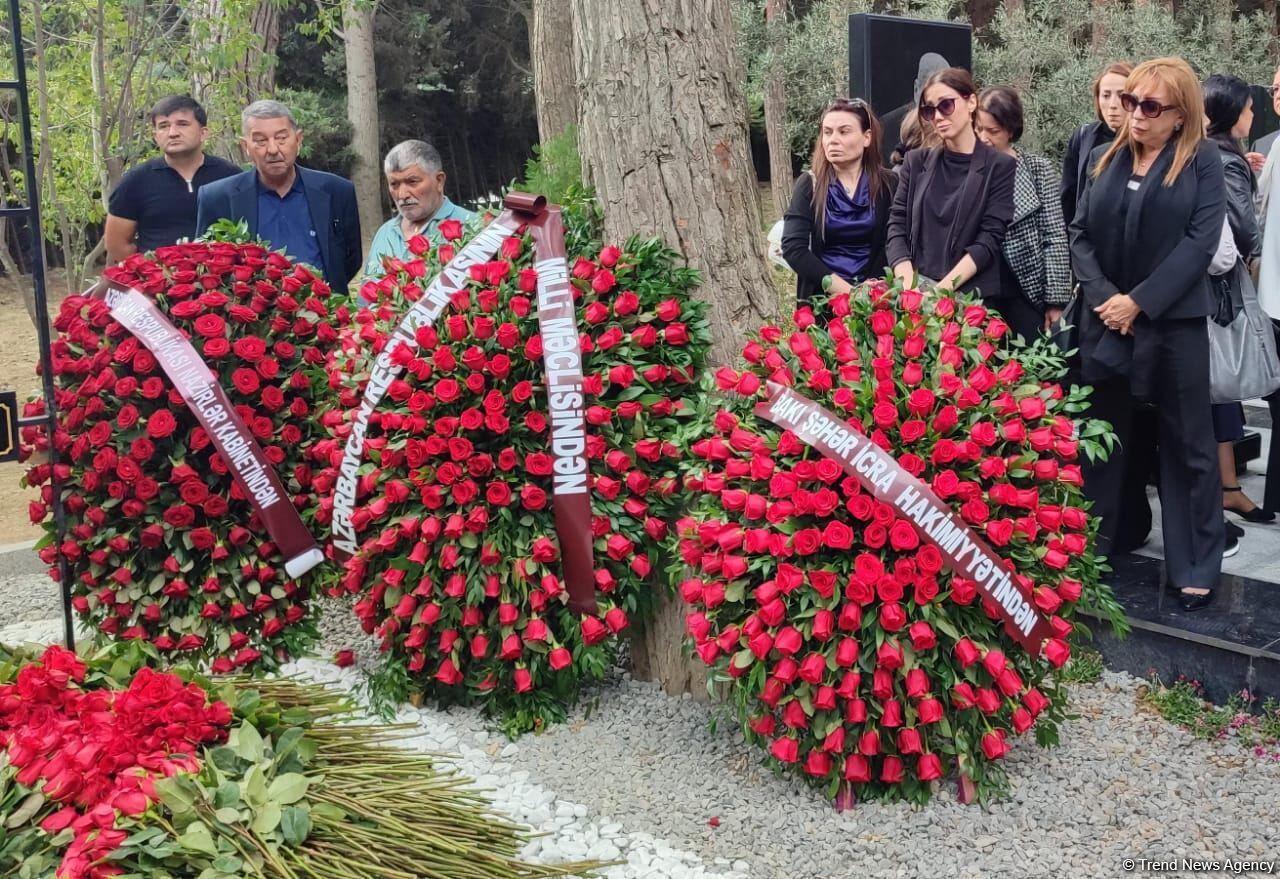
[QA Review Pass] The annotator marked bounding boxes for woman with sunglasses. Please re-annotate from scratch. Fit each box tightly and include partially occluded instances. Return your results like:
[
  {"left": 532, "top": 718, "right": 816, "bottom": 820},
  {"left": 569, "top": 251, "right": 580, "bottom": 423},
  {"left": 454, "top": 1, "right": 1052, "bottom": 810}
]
[
  {"left": 975, "top": 86, "right": 1072, "bottom": 339},
  {"left": 1070, "top": 57, "right": 1227, "bottom": 610},
  {"left": 1061, "top": 62, "right": 1133, "bottom": 226},
  {"left": 782, "top": 98, "right": 896, "bottom": 305},
  {"left": 886, "top": 67, "right": 1016, "bottom": 301},
  {"left": 1202, "top": 74, "right": 1273, "bottom": 532}
]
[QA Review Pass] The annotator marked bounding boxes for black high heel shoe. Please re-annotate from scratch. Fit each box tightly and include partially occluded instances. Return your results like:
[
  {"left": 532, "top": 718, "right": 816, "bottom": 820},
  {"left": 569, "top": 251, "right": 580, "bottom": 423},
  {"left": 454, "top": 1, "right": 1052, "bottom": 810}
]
[
  {"left": 1224, "top": 486, "right": 1276, "bottom": 523},
  {"left": 1178, "top": 588, "right": 1216, "bottom": 611}
]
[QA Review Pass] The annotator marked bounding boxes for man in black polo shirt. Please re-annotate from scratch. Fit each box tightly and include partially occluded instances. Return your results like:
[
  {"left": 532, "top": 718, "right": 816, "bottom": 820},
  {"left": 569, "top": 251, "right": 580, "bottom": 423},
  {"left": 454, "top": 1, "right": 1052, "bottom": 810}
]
[{"left": 104, "top": 95, "right": 240, "bottom": 261}]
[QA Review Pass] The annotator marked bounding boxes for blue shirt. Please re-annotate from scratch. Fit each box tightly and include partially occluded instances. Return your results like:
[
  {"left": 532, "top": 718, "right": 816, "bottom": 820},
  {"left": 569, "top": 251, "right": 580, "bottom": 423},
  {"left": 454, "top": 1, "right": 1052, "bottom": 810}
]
[
  {"left": 256, "top": 173, "right": 324, "bottom": 273},
  {"left": 822, "top": 176, "right": 875, "bottom": 281},
  {"left": 364, "top": 198, "right": 476, "bottom": 278}
]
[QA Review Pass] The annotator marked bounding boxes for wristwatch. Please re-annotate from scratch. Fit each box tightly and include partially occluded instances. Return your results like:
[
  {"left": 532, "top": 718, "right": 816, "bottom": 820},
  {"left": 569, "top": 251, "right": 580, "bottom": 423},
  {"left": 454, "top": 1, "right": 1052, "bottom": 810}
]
[{"left": 821, "top": 274, "right": 834, "bottom": 293}]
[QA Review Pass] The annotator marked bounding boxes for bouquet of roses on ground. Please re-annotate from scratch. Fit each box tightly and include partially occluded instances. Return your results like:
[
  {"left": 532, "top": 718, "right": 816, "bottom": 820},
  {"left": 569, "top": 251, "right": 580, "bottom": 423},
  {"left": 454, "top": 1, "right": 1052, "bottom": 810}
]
[
  {"left": 675, "top": 281, "right": 1125, "bottom": 804},
  {"left": 0, "top": 645, "right": 232, "bottom": 878},
  {"left": 310, "top": 196, "right": 710, "bottom": 733},
  {"left": 0, "top": 643, "right": 595, "bottom": 879},
  {"left": 22, "top": 233, "right": 348, "bottom": 670}
]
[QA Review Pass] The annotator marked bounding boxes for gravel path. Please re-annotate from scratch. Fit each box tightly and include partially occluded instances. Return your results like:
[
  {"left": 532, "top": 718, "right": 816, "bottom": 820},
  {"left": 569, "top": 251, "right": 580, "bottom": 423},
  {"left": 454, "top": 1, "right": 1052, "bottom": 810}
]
[
  {"left": 0, "top": 570, "right": 59, "bottom": 626},
  {"left": 4, "top": 571, "right": 1279, "bottom": 879}
]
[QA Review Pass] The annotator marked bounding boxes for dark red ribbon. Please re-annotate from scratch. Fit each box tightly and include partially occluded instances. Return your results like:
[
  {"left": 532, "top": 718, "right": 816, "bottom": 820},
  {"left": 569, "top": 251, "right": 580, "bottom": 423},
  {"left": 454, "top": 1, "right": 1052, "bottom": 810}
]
[
  {"left": 754, "top": 381, "right": 1052, "bottom": 655},
  {"left": 93, "top": 283, "right": 323, "bottom": 578},
  {"left": 528, "top": 207, "right": 596, "bottom": 615}
]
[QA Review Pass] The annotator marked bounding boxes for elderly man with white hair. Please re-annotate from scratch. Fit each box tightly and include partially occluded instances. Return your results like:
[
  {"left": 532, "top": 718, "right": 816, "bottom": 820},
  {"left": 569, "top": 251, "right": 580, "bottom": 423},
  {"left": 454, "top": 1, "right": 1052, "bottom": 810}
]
[
  {"left": 196, "top": 99, "right": 363, "bottom": 293},
  {"left": 364, "top": 139, "right": 475, "bottom": 278}
]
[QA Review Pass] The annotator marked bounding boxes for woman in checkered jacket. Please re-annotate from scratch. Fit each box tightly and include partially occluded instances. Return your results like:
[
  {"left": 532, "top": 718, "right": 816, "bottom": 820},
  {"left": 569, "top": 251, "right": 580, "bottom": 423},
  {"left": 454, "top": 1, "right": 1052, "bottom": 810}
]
[{"left": 975, "top": 86, "right": 1073, "bottom": 341}]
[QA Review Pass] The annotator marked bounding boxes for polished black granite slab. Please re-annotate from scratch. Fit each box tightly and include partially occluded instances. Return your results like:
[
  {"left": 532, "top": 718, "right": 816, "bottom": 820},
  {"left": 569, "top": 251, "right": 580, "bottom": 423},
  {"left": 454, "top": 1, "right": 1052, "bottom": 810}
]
[{"left": 1083, "top": 553, "right": 1280, "bottom": 704}]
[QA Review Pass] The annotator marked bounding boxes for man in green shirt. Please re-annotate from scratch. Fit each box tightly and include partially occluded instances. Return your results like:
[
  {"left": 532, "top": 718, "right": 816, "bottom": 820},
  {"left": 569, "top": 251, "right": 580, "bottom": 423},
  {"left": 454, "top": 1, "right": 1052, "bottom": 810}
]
[{"left": 364, "top": 139, "right": 475, "bottom": 279}]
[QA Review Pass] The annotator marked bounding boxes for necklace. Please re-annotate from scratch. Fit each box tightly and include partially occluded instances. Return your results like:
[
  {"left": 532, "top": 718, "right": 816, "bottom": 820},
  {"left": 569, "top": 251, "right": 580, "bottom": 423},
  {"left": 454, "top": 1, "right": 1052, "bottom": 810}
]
[
  {"left": 838, "top": 168, "right": 861, "bottom": 197},
  {"left": 1133, "top": 149, "right": 1157, "bottom": 175}
]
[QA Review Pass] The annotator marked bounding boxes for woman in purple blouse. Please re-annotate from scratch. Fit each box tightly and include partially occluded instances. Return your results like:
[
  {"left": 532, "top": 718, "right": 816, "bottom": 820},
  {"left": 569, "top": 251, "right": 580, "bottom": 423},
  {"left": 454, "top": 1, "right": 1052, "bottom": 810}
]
[{"left": 782, "top": 98, "right": 897, "bottom": 307}]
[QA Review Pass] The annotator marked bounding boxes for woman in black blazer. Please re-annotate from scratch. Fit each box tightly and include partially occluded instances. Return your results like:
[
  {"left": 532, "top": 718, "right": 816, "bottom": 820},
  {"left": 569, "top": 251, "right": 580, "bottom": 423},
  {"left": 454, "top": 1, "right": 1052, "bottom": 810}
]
[
  {"left": 886, "top": 67, "right": 1016, "bottom": 302},
  {"left": 1060, "top": 62, "right": 1132, "bottom": 226},
  {"left": 782, "top": 98, "right": 896, "bottom": 306},
  {"left": 1070, "top": 57, "right": 1228, "bottom": 610}
]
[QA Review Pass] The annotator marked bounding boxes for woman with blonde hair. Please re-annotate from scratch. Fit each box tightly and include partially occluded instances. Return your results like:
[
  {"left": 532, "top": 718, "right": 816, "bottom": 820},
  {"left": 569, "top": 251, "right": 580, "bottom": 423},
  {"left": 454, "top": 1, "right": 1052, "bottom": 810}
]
[{"left": 1070, "top": 57, "right": 1228, "bottom": 609}]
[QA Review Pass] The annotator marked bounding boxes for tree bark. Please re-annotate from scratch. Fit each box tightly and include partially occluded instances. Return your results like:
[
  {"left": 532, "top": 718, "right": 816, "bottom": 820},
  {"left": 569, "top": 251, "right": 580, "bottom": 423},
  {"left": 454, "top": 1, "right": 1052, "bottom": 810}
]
[
  {"left": 532, "top": 0, "right": 577, "bottom": 143},
  {"left": 247, "top": 0, "right": 281, "bottom": 96},
  {"left": 572, "top": 0, "right": 778, "bottom": 696},
  {"left": 763, "top": 0, "right": 791, "bottom": 218},
  {"left": 343, "top": 0, "right": 383, "bottom": 249}
]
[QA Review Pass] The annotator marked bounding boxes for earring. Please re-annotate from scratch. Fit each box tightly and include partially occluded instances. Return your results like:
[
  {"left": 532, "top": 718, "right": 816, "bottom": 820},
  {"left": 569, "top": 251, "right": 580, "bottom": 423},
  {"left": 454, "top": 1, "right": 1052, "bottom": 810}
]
[{"left": 1174, "top": 122, "right": 1183, "bottom": 132}]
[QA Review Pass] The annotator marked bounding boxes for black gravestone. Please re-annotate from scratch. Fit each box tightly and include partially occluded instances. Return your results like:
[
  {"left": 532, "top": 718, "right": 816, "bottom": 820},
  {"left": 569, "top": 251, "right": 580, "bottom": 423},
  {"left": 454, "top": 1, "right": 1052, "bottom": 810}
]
[{"left": 848, "top": 12, "right": 973, "bottom": 154}]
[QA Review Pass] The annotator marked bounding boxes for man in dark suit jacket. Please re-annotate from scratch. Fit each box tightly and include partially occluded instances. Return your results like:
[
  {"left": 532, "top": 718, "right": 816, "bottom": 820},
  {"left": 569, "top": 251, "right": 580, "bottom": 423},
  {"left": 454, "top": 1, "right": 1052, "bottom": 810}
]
[{"left": 196, "top": 99, "right": 362, "bottom": 294}]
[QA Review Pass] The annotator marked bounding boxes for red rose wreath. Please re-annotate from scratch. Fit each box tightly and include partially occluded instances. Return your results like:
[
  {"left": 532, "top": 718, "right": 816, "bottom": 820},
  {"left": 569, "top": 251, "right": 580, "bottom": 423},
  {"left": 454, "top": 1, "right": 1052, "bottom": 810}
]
[
  {"left": 22, "top": 238, "right": 346, "bottom": 670},
  {"left": 676, "top": 281, "right": 1124, "bottom": 804},
  {"left": 311, "top": 199, "right": 710, "bottom": 732}
]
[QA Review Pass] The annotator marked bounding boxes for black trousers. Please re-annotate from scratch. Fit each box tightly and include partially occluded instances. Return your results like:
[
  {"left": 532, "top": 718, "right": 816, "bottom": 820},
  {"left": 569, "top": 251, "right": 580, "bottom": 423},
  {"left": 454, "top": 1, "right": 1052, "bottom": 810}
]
[{"left": 1082, "top": 318, "right": 1224, "bottom": 587}]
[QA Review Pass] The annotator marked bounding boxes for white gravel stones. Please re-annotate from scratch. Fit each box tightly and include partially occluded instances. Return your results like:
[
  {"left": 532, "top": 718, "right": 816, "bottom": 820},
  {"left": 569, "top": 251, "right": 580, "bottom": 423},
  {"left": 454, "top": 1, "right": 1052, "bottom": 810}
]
[
  {"left": 0, "top": 571, "right": 61, "bottom": 628},
  {"left": 280, "top": 658, "right": 747, "bottom": 879}
]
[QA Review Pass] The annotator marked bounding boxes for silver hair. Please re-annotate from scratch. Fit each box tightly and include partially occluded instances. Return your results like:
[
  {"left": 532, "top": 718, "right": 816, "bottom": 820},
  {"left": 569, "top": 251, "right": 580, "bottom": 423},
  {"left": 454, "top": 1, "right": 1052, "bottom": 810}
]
[
  {"left": 241, "top": 100, "right": 299, "bottom": 133},
  {"left": 383, "top": 139, "right": 443, "bottom": 176}
]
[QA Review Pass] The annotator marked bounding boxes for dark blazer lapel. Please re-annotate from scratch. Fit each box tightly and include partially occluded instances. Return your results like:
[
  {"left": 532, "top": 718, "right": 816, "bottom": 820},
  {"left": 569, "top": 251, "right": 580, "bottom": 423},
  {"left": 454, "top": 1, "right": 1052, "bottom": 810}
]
[
  {"left": 911, "top": 148, "right": 941, "bottom": 250},
  {"left": 230, "top": 172, "right": 259, "bottom": 230},
  {"left": 949, "top": 141, "right": 990, "bottom": 256},
  {"left": 299, "top": 167, "right": 334, "bottom": 276}
]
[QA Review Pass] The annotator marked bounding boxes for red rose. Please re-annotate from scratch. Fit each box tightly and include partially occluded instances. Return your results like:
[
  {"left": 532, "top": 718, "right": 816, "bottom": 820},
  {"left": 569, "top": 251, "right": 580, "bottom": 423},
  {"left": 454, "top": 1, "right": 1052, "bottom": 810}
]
[
  {"left": 193, "top": 313, "right": 226, "bottom": 337},
  {"left": 908, "top": 621, "right": 936, "bottom": 651},
  {"left": 1042, "top": 637, "right": 1070, "bottom": 668},
  {"left": 981, "top": 731, "right": 1009, "bottom": 760},
  {"left": 231, "top": 368, "right": 260, "bottom": 394},
  {"left": 581, "top": 615, "right": 608, "bottom": 645},
  {"left": 770, "top": 736, "right": 799, "bottom": 763},
  {"left": 888, "top": 520, "right": 918, "bottom": 551},
  {"left": 146, "top": 410, "right": 178, "bottom": 439},
  {"left": 876, "top": 640, "right": 903, "bottom": 669},
  {"left": 917, "top": 697, "right": 944, "bottom": 724},
  {"left": 916, "top": 753, "right": 943, "bottom": 781}
]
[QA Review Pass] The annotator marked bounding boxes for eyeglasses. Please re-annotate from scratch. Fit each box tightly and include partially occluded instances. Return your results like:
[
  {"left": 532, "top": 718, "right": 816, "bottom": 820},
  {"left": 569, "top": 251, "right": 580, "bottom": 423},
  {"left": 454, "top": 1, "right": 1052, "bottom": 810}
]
[
  {"left": 918, "top": 97, "right": 958, "bottom": 123},
  {"left": 1269, "top": 85, "right": 1280, "bottom": 97},
  {"left": 1119, "top": 92, "right": 1178, "bottom": 119}
]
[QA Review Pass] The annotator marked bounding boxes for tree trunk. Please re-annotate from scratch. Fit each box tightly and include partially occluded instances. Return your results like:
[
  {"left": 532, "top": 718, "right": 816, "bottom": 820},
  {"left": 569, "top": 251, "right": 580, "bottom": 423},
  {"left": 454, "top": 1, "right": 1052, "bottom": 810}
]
[
  {"left": 343, "top": 0, "right": 382, "bottom": 249},
  {"left": 247, "top": 0, "right": 281, "bottom": 96},
  {"left": 572, "top": 0, "right": 778, "bottom": 696},
  {"left": 532, "top": 0, "right": 577, "bottom": 143},
  {"left": 190, "top": 0, "right": 280, "bottom": 157},
  {"left": 763, "top": 0, "right": 791, "bottom": 218}
]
